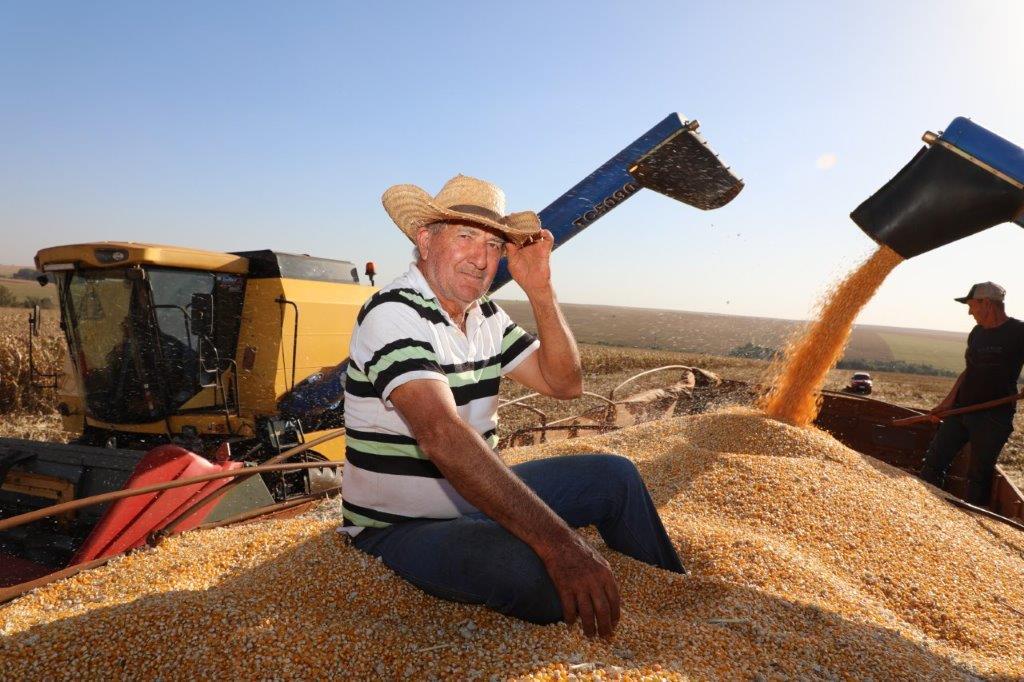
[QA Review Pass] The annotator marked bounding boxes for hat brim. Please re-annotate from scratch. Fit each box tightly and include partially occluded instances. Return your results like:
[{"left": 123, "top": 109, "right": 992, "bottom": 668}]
[
  {"left": 382, "top": 184, "right": 541, "bottom": 246},
  {"left": 954, "top": 296, "right": 971, "bottom": 304}
]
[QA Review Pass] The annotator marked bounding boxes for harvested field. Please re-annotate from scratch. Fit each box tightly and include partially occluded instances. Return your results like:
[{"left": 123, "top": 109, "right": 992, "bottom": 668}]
[
  {"left": 497, "top": 300, "right": 967, "bottom": 373},
  {"left": 2, "top": 409, "right": 1022, "bottom": 680}
]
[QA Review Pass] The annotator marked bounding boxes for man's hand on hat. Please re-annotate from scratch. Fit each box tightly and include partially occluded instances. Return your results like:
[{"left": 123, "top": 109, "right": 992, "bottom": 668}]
[{"left": 505, "top": 229, "right": 554, "bottom": 295}]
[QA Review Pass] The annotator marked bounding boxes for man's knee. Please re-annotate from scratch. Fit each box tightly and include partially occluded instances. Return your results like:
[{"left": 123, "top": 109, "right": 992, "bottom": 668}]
[
  {"left": 580, "top": 453, "right": 643, "bottom": 485},
  {"left": 481, "top": 538, "right": 562, "bottom": 624}
]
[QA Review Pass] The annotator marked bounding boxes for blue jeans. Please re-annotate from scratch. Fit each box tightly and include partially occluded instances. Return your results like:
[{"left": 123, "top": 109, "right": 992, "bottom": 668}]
[
  {"left": 919, "top": 411, "right": 1013, "bottom": 506},
  {"left": 351, "top": 454, "right": 685, "bottom": 624}
]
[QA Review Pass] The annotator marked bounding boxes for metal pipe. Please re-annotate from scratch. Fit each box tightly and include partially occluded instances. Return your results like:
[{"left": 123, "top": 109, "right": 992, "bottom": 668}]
[
  {"left": 0, "top": 487, "right": 344, "bottom": 605},
  {"left": 263, "top": 427, "right": 344, "bottom": 466},
  {"left": 496, "top": 401, "right": 548, "bottom": 425},
  {"left": 610, "top": 365, "right": 693, "bottom": 400},
  {"left": 0, "top": 459, "right": 342, "bottom": 533},
  {"left": 0, "top": 555, "right": 112, "bottom": 605},
  {"left": 276, "top": 296, "right": 300, "bottom": 390},
  {"left": 943, "top": 494, "right": 1024, "bottom": 533},
  {"left": 497, "top": 392, "right": 542, "bottom": 409},
  {"left": 195, "top": 487, "right": 341, "bottom": 530}
]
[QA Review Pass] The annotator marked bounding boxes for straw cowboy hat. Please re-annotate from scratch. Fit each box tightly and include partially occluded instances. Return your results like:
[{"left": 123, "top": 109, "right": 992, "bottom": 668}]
[{"left": 382, "top": 174, "right": 541, "bottom": 245}]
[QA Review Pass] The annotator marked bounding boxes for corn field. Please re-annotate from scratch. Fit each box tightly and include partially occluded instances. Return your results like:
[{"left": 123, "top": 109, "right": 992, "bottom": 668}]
[{"left": 0, "top": 307, "right": 66, "bottom": 438}]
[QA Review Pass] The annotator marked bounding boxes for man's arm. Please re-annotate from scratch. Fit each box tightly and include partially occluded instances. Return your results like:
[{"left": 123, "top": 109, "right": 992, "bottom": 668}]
[
  {"left": 506, "top": 288, "right": 582, "bottom": 399},
  {"left": 933, "top": 366, "right": 962, "bottom": 413},
  {"left": 504, "top": 230, "right": 582, "bottom": 399},
  {"left": 389, "top": 378, "right": 619, "bottom": 637}
]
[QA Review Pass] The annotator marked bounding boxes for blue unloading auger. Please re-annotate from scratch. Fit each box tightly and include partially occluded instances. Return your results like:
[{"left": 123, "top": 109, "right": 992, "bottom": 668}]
[
  {"left": 852, "top": 117, "right": 1024, "bottom": 258},
  {"left": 279, "top": 113, "right": 744, "bottom": 427},
  {"left": 854, "top": 118, "right": 1024, "bottom": 430},
  {"left": 490, "top": 113, "right": 743, "bottom": 290}
]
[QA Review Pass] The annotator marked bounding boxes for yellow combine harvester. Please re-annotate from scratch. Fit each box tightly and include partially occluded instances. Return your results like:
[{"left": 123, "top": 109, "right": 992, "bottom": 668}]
[
  {"left": 36, "top": 242, "right": 373, "bottom": 462},
  {"left": 2, "top": 241, "right": 384, "bottom": 586}
]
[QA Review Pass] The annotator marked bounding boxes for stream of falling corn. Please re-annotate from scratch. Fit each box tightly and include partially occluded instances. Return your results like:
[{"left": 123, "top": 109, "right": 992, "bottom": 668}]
[{"left": 761, "top": 245, "right": 904, "bottom": 426}]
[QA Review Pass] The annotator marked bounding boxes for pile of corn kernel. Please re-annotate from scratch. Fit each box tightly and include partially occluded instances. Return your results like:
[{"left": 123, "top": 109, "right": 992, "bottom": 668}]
[{"left": 2, "top": 408, "right": 1023, "bottom": 680}]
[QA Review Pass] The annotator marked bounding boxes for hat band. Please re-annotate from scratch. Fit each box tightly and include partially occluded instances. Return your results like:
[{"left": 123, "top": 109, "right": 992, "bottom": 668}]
[{"left": 447, "top": 204, "right": 504, "bottom": 223}]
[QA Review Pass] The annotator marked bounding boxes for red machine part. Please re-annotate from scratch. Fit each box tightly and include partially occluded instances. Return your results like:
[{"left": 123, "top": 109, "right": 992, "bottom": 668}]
[{"left": 72, "top": 445, "right": 241, "bottom": 564}]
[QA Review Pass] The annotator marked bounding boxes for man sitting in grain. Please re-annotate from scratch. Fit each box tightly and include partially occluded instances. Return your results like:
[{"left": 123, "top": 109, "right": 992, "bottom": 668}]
[{"left": 339, "top": 175, "right": 684, "bottom": 638}]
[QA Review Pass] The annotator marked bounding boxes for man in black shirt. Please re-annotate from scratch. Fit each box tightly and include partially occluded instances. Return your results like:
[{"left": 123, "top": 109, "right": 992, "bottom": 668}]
[{"left": 919, "top": 282, "right": 1024, "bottom": 505}]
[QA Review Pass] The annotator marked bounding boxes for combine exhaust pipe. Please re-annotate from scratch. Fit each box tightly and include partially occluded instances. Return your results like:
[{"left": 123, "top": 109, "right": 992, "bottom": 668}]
[{"left": 851, "top": 117, "right": 1024, "bottom": 259}]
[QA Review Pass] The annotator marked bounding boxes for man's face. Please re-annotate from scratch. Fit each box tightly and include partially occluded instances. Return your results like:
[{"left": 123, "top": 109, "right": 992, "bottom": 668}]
[
  {"left": 417, "top": 222, "right": 506, "bottom": 312},
  {"left": 966, "top": 298, "right": 994, "bottom": 325}
]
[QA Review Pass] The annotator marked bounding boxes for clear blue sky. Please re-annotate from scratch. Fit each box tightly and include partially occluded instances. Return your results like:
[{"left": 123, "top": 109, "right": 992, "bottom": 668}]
[{"left": 3, "top": 1, "right": 1023, "bottom": 332}]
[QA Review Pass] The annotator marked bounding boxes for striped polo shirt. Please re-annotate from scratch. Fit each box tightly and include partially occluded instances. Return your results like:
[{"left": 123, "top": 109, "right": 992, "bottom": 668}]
[{"left": 340, "top": 264, "right": 539, "bottom": 535}]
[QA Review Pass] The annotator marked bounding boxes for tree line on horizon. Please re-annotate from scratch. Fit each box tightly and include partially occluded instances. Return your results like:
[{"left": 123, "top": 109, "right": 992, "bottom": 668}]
[{"left": 727, "top": 342, "right": 957, "bottom": 378}]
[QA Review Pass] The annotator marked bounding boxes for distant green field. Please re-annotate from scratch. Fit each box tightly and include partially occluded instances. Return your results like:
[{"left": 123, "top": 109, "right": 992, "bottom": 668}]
[{"left": 874, "top": 330, "right": 965, "bottom": 373}]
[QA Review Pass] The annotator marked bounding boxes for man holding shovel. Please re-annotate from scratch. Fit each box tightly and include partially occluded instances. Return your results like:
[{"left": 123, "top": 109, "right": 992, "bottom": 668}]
[{"left": 919, "top": 282, "right": 1024, "bottom": 504}]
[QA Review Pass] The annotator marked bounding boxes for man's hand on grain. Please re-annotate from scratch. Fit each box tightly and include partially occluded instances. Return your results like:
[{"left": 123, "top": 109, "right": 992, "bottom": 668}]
[{"left": 540, "top": 533, "right": 621, "bottom": 638}]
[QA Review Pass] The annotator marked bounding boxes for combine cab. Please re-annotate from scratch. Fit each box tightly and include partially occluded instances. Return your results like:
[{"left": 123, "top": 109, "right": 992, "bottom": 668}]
[
  {"left": 1, "top": 243, "right": 374, "bottom": 586},
  {"left": 33, "top": 243, "right": 370, "bottom": 457}
]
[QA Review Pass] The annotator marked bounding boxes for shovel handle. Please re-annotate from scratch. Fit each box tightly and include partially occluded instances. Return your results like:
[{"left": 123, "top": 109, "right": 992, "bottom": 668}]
[
  {"left": 892, "top": 391, "right": 1024, "bottom": 427},
  {"left": 891, "top": 413, "right": 939, "bottom": 427}
]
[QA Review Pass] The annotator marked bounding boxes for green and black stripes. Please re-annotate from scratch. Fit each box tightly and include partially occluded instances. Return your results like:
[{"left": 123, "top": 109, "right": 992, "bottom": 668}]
[
  {"left": 357, "top": 288, "right": 449, "bottom": 326},
  {"left": 345, "top": 428, "right": 498, "bottom": 479},
  {"left": 344, "top": 364, "right": 377, "bottom": 398},
  {"left": 348, "top": 349, "right": 510, "bottom": 406},
  {"left": 364, "top": 339, "right": 444, "bottom": 395},
  {"left": 346, "top": 427, "right": 429, "bottom": 459},
  {"left": 479, "top": 297, "right": 499, "bottom": 317},
  {"left": 346, "top": 448, "right": 444, "bottom": 478},
  {"left": 501, "top": 323, "right": 536, "bottom": 367},
  {"left": 445, "top": 362, "right": 501, "bottom": 405},
  {"left": 342, "top": 500, "right": 421, "bottom": 528},
  {"left": 345, "top": 426, "right": 440, "bottom": 479}
]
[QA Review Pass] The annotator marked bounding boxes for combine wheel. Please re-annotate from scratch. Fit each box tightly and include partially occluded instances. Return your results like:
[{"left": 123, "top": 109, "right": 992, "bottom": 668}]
[
  {"left": 303, "top": 451, "right": 343, "bottom": 495},
  {"left": 261, "top": 451, "right": 338, "bottom": 500}
]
